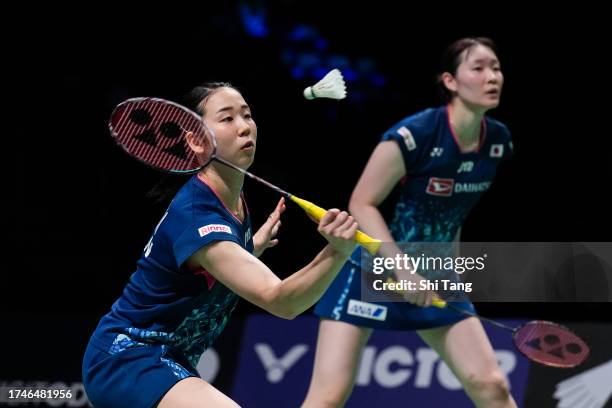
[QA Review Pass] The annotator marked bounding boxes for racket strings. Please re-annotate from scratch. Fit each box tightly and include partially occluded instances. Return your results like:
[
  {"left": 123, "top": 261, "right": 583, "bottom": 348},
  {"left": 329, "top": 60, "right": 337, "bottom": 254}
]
[
  {"left": 111, "top": 98, "right": 210, "bottom": 172},
  {"left": 134, "top": 100, "right": 169, "bottom": 164},
  {"left": 514, "top": 321, "right": 589, "bottom": 367},
  {"left": 441, "top": 303, "right": 590, "bottom": 368},
  {"left": 151, "top": 101, "right": 192, "bottom": 168}
]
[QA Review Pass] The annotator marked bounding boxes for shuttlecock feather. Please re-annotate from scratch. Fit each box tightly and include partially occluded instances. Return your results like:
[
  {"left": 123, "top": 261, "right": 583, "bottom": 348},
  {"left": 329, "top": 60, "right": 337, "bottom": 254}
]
[{"left": 303, "top": 69, "right": 347, "bottom": 100}]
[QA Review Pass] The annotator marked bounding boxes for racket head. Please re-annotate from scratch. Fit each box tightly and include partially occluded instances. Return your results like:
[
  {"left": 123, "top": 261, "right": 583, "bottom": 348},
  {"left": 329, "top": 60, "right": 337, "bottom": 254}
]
[
  {"left": 513, "top": 320, "right": 590, "bottom": 368},
  {"left": 109, "top": 97, "right": 216, "bottom": 174}
]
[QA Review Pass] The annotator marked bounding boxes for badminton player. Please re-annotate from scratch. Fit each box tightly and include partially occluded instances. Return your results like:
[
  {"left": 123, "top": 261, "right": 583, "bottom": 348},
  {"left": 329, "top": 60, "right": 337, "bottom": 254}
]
[
  {"left": 82, "top": 83, "right": 358, "bottom": 408},
  {"left": 303, "top": 38, "right": 518, "bottom": 408}
]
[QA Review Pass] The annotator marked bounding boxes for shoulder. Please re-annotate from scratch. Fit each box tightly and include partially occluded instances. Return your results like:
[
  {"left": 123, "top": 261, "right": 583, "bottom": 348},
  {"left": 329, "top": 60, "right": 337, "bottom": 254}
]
[
  {"left": 381, "top": 107, "right": 444, "bottom": 153},
  {"left": 485, "top": 116, "right": 511, "bottom": 142},
  {"left": 164, "top": 176, "right": 235, "bottom": 232},
  {"left": 383, "top": 106, "right": 442, "bottom": 138},
  {"left": 387, "top": 107, "right": 443, "bottom": 136}
]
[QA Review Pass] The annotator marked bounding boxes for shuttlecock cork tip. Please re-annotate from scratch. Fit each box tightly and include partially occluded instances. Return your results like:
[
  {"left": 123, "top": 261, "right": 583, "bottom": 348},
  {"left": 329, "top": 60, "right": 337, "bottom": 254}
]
[
  {"left": 303, "top": 68, "right": 347, "bottom": 100},
  {"left": 303, "top": 86, "right": 316, "bottom": 100}
]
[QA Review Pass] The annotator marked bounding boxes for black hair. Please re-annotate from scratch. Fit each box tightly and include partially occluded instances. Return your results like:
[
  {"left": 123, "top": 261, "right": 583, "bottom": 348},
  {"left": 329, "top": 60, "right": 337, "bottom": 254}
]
[
  {"left": 436, "top": 37, "right": 498, "bottom": 102},
  {"left": 146, "top": 82, "right": 239, "bottom": 204},
  {"left": 182, "top": 82, "right": 238, "bottom": 115}
]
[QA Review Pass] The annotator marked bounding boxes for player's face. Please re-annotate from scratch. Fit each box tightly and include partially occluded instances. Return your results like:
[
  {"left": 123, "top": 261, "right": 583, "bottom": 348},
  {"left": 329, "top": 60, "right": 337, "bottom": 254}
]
[
  {"left": 451, "top": 44, "right": 503, "bottom": 110},
  {"left": 203, "top": 88, "right": 257, "bottom": 169}
]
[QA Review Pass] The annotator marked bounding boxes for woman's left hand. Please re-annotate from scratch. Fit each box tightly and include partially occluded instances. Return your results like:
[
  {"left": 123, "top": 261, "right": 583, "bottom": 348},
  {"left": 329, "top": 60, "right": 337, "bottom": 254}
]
[{"left": 253, "top": 197, "right": 285, "bottom": 257}]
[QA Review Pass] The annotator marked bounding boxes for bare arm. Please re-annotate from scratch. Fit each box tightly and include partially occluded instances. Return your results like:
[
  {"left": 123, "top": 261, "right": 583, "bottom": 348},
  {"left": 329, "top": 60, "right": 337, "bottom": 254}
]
[
  {"left": 187, "top": 210, "right": 357, "bottom": 319},
  {"left": 348, "top": 141, "right": 406, "bottom": 259},
  {"left": 348, "top": 141, "right": 438, "bottom": 306}
]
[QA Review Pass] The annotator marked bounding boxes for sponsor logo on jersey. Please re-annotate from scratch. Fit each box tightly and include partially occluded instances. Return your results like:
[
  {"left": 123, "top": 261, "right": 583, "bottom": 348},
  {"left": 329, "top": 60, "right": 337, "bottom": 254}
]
[
  {"left": 396, "top": 126, "right": 417, "bottom": 151},
  {"left": 198, "top": 224, "right": 232, "bottom": 237},
  {"left": 347, "top": 299, "right": 388, "bottom": 321},
  {"left": 490, "top": 144, "right": 504, "bottom": 158},
  {"left": 457, "top": 161, "right": 474, "bottom": 173},
  {"left": 430, "top": 147, "right": 444, "bottom": 157},
  {"left": 245, "top": 227, "right": 252, "bottom": 243},
  {"left": 454, "top": 181, "right": 492, "bottom": 193},
  {"left": 426, "top": 178, "right": 491, "bottom": 196},
  {"left": 426, "top": 177, "right": 455, "bottom": 196}
]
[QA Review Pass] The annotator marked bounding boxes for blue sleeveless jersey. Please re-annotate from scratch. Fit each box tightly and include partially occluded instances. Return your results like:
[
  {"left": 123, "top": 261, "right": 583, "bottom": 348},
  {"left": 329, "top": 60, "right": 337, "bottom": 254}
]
[
  {"left": 315, "top": 106, "right": 512, "bottom": 329},
  {"left": 384, "top": 105, "right": 512, "bottom": 242}
]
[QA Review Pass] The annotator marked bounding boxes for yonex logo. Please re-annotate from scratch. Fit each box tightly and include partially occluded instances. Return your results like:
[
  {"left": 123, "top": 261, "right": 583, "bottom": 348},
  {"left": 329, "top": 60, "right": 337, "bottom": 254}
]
[
  {"left": 430, "top": 147, "right": 444, "bottom": 157},
  {"left": 254, "top": 344, "right": 309, "bottom": 383},
  {"left": 198, "top": 224, "right": 232, "bottom": 237},
  {"left": 347, "top": 300, "right": 388, "bottom": 321},
  {"left": 523, "top": 334, "right": 584, "bottom": 361},
  {"left": 426, "top": 177, "right": 454, "bottom": 197},
  {"left": 126, "top": 106, "right": 189, "bottom": 160}
]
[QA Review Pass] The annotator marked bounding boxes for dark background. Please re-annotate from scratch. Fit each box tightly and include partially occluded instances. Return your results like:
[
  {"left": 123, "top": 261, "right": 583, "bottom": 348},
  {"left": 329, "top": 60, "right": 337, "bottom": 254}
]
[{"left": 3, "top": 0, "right": 610, "bottom": 380}]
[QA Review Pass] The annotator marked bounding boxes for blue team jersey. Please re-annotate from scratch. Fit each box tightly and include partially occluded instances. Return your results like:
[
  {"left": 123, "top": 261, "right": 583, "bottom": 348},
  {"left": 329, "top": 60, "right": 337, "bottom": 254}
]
[
  {"left": 314, "top": 105, "right": 512, "bottom": 329},
  {"left": 90, "top": 175, "right": 253, "bottom": 369},
  {"left": 384, "top": 105, "right": 512, "bottom": 242}
]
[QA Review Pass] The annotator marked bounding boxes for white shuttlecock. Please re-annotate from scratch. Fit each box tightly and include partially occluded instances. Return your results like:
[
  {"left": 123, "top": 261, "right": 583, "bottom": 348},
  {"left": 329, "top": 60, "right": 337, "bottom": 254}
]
[
  {"left": 553, "top": 359, "right": 612, "bottom": 408},
  {"left": 303, "top": 68, "right": 347, "bottom": 100}
]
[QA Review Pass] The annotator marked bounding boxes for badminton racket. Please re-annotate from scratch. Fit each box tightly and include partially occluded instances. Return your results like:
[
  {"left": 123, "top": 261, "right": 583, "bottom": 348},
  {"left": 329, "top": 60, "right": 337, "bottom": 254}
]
[
  {"left": 385, "top": 277, "right": 590, "bottom": 368},
  {"left": 108, "top": 97, "right": 381, "bottom": 254}
]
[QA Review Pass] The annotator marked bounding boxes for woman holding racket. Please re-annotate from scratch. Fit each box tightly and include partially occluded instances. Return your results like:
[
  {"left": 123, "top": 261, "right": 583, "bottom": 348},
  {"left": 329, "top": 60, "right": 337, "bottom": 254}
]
[
  {"left": 83, "top": 83, "right": 358, "bottom": 407},
  {"left": 302, "top": 38, "right": 518, "bottom": 408}
]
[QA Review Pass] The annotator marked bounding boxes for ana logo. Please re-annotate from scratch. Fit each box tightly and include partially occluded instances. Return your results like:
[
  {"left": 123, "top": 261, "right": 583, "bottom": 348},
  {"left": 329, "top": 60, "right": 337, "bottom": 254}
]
[
  {"left": 426, "top": 177, "right": 454, "bottom": 196},
  {"left": 254, "top": 343, "right": 309, "bottom": 383},
  {"left": 198, "top": 224, "right": 232, "bottom": 237},
  {"left": 396, "top": 126, "right": 417, "bottom": 151},
  {"left": 457, "top": 161, "right": 474, "bottom": 173},
  {"left": 490, "top": 144, "right": 504, "bottom": 158},
  {"left": 430, "top": 147, "right": 444, "bottom": 157},
  {"left": 347, "top": 299, "right": 388, "bottom": 321}
]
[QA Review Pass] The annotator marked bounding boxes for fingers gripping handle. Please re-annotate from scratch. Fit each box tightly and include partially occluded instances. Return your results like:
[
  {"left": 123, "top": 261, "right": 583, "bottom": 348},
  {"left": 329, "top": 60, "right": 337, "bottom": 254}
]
[
  {"left": 289, "top": 196, "right": 382, "bottom": 255},
  {"left": 385, "top": 277, "right": 447, "bottom": 308}
]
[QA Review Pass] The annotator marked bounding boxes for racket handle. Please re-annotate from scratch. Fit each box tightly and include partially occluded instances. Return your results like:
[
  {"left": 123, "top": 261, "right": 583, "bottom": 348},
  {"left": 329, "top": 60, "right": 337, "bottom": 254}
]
[
  {"left": 289, "top": 196, "right": 382, "bottom": 255},
  {"left": 385, "top": 277, "right": 447, "bottom": 308},
  {"left": 432, "top": 299, "right": 447, "bottom": 308}
]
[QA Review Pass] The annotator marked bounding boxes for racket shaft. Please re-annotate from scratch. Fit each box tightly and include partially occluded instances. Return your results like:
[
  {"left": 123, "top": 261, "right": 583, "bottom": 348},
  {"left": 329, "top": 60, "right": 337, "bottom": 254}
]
[
  {"left": 289, "top": 196, "right": 381, "bottom": 255},
  {"left": 214, "top": 158, "right": 381, "bottom": 255},
  {"left": 214, "top": 157, "right": 292, "bottom": 197}
]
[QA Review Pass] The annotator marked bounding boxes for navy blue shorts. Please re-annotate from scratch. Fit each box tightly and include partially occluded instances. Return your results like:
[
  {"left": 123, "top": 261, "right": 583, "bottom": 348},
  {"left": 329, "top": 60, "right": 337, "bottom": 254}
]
[
  {"left": 82, "top": 338, "right": 198, "bottom": 408},
  {"left": 315, "top": 249, "right": 475, "bottom": 330}
]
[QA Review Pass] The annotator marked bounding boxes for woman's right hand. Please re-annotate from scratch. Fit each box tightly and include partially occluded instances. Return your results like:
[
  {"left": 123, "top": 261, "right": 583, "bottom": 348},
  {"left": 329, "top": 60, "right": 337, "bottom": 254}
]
[
  {"left": 396, "top": 272, "right": 440, "bottom": 307},
  {"left": 317, "top": 209, "right": 358, "bottom": 257}
]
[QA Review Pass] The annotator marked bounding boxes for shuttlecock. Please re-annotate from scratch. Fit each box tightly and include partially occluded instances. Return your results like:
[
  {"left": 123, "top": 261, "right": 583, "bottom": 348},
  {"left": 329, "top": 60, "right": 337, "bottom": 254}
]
[
  {"left": 303, "top": 69, "right": 347, "bottom": 100},
  {"left": 553, "top": 359, "right": 612, "bottom": 408}
]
